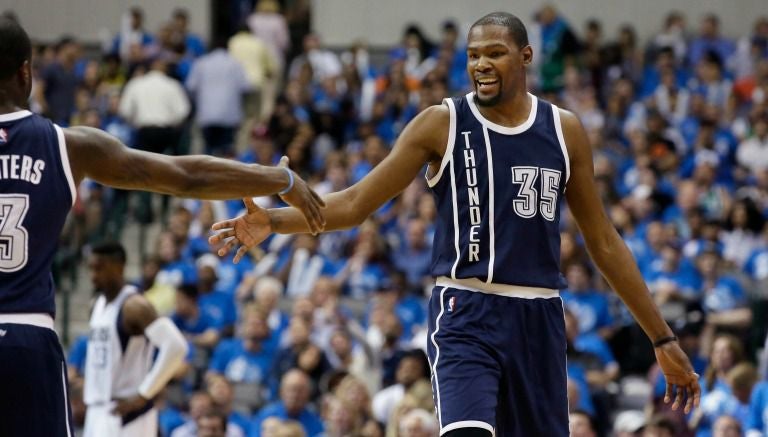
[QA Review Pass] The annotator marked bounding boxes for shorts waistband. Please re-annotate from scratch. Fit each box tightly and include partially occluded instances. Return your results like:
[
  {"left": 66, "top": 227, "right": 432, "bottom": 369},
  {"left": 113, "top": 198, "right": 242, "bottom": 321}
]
[
  {"left": 435, "top": 276, "right": 559, "bottom": 299},
  {"left": 0, "top": 313, "right": 55, "bottom": 330}
]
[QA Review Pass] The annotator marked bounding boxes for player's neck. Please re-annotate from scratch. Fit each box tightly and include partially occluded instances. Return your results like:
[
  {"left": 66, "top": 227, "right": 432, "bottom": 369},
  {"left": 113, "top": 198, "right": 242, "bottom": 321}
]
[
  {"left": 102, "top": 282, "right": 125, "bottom": 302},
  {"left": 0, "top": 87, "right": 25, "bottom": 114},
  {"left": 475, "top": 89, "right": 531, "bottom": 127}
]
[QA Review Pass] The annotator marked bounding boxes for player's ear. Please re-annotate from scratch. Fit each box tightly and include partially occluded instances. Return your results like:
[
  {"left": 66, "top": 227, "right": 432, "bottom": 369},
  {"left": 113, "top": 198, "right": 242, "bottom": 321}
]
[{"left": 521, "top": 45, "right": 533, "bottom": 66}]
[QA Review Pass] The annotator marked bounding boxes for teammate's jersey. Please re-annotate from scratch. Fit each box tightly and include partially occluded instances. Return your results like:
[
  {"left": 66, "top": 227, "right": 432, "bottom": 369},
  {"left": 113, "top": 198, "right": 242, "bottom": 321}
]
[
  {"left": 84, "top": 285, "right": 155, "bottom": 405},
  {"left": 0, "top": 110, "right": 76, "bottom": 315},
  {"left": 428, "top": 93, "right": 570, "bottom": 289}
]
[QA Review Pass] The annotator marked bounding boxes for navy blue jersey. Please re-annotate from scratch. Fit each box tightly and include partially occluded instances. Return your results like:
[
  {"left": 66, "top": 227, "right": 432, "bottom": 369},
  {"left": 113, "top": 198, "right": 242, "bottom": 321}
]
[
  {"left": 428, "top": 93, "right": 569, "bottom": 289},
  {"left": 0, "top": 110, "right": 76, "bottom": 315}
]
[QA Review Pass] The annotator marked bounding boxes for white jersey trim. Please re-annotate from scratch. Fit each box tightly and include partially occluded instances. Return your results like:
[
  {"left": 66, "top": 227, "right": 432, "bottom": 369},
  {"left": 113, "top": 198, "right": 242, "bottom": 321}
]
[
  {"left": 481, "top": 126, "right": 496, "bottom": 283},
  {"left": 551, "top": 105, "right": 571, "bottom": 185},
  {"left": 466, "top": 92, "right": 538, "bottom": 135},
  {"left": 436, "top": 276, "right": 559, "bottom": 299},
  {"left": 54, "top": 125, "right": 77, "bottom": 207},
  {"left": 449, "top": 159, "right": 460, "bottom": 280},
  {"left": 426, "top": 99, "right": 457, "bottom": 188},
  {"left": 441, "top": 420, "right": 495, "bottom": 436},
  {"left": 61, "top": 361, "right": 73, "bottom": 437},
  {"left": 429, "top": 287, "right": 448, "bottom": 427},
  {"left": 0, "top": 110, "right": 32, "bottom": 122},
  {"left": 0, "top": 313, "right": 55, "bottom": 329}
]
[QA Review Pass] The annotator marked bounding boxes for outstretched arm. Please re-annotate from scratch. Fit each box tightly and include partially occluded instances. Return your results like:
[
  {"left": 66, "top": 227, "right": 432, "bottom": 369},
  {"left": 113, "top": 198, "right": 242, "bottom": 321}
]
[
  {"left": 561, "top": 108, "right": 700, "bottom": 413},
  {"left": 64, "top": 126, "right": 325, "bottom": 233},
  {"left": 209, "top": 104, "right": 448, "bottom": 260}
]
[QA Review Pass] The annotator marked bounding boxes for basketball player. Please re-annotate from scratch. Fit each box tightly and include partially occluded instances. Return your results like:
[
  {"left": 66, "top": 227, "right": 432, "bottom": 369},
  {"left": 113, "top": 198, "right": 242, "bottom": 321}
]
[
  {"left": 0, "top": 17, "right": 324, "bottom": 437},
  {"left": 210, "top": 12, "right": 701, "bottom": 437},
  {"left": 83, "top": 242, "right": 186, "bottom": 437}
]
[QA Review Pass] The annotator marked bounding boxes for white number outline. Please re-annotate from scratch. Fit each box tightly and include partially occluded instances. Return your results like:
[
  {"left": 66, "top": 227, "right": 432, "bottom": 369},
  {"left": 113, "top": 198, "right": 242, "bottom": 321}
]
[
  {"left": 540, "top": 169, "right": 562, "bottom": 222},
  {"left": 0, "top": 194, "right": 30, "bottom": 273},
  {"left": 511, "top": 166, "right": 538, "bottom": 218}
]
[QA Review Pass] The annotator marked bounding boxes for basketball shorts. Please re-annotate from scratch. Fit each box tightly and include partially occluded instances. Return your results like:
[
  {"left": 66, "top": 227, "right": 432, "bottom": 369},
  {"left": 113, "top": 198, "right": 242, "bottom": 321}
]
[
  {"left": 0, "top": 321, "right": 74, "bottom": 437},
  {"left": 84, "top": 404, "right": 158, "bottom": 437},
  {"left": 426, "top": 278, "right": 569, "bottom": 436}
]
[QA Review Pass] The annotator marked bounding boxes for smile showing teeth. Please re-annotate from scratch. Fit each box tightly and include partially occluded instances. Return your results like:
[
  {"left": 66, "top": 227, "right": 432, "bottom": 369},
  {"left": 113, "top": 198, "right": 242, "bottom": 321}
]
[{"left": 477, "top": 79, "right": 498, "bottom": 85}]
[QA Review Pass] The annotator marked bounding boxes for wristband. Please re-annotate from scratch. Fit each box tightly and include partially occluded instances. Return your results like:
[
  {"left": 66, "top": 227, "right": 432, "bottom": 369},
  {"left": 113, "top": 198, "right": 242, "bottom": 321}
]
[
  {"left": 278, "top": 167, "right": 294, "bottom": 195},
  {"left": 653, "top": 335, "right": 678, "bottom": 348}
]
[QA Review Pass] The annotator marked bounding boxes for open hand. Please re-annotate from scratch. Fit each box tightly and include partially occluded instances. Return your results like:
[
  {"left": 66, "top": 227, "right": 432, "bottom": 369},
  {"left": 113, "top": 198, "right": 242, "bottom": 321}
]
[
  {"left": 277, "top": 156, "right": 326, "bottom": 235},
  {"left": 654, "top": 341, "right": 701, "bottom": 414},
  {"left": 209, "top": 198, "right": 272, "bottom": 263}
]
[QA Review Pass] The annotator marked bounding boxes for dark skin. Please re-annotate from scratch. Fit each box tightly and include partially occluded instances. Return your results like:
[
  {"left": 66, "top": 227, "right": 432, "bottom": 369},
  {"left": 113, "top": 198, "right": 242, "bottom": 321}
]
[
  {"left": 0, "top": 60, "right": 326, "bottom": 234},
  {"left": 87, "top": 255, "right": 160, "bottom": 416},
  {"left": 211, "top": 23, "right": 701, "bottom": 413}
]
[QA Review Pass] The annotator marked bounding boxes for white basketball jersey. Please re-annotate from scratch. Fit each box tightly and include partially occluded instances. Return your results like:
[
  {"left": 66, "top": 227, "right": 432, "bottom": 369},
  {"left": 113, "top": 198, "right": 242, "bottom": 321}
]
[{"left": 84, "top": 285, "right": 155, "bottom": 405}]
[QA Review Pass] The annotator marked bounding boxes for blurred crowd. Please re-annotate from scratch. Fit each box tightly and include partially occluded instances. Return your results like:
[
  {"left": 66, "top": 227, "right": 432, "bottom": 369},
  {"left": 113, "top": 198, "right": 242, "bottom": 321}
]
[{"left": 6, "top": 1, "right": 768, "bottom": 436}]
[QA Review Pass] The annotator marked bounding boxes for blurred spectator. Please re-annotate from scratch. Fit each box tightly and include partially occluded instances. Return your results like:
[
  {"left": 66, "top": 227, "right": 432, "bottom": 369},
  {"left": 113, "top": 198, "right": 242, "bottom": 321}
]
[
  {"left": 560, "top": 262, "right": 615, "bottom": 338},
  {"left": 172, "top": 284, "right": 221, "bottom": 349},
  {"left": 111, "top": 7, "right": 154, "bottom": 67},
  {"left": 712, "top": 415, "right": 742, "bottom": 437},
  {"left": 208, "top": 306, "right": 274, "bottom": 388},
  {"left": 186, "top": 37, "right": 251, "bottom": 156},
  {"left": 613, "top": 410, "right": 646, "bottom": 437},
  {"left": 397, "top": 408, "right": 438, "bottom": 437},
  {"left": 170, "top": 8, "right": 206, "bottom": 59},
  {"left": 643, "top": 414, "right": 678, "bottom": 437},
  {"left": 736, "top": 109, "right": 768, "bottom": 175},
  {"left": 250, "top": 369, "right": 324, "bottom": 437},
  {"left": 688, "top": 14, "right": 735, "bottom": 69},
  {"left": 650, "top": 11, "right": 688, "bottom": 64},
  {"left": 36, "top": 37, "right": 80, "bottom": 125},
  {"left": 288, "top": 33, "right": 342, "bottom": 84},
  {"left": 532, "top": 4, "right": 581, "bottom": 92},
  {"left": 196, "top": 254, "right": 238, "bottom": 336},
  {"left": 569, "top": 410, "right": 598, "bottom": 437}
]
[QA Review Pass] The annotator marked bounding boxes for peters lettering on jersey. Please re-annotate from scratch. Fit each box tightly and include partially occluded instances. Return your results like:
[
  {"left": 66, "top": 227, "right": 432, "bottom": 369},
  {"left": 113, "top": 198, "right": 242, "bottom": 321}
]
[
  {"left": 0, "top": 110, "right": 77, "bottom": 315},
  {"left": 427, "top": 93, "right": 570, "bottom": 290}
]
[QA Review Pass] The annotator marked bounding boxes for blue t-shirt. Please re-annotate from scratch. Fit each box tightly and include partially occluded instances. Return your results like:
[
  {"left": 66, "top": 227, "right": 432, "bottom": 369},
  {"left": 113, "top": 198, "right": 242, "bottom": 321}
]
[
  {"left": 574, "top": 333, "right": 616, "bottom": 366},
  {"left": 702, "top": 276, "right": 746, "bottom": 314},
  {"left": 199, "top": 290, "right": 237, "bottom": 330},
  {"left": 748, "top": 381, "right": 768, "bottom": 436},
  {"left": 209, "top": 338, "right": 274, "bottom": 384},
  {"left": 171, "top": 309, "right": 218, "bottom": 336},
  {"left": 744, "top": 248, "right": 768, "bottom": 281},
  {"left": 67, "top": 334, "right": 89, "bottom": 376},
  {"left": 250, "top": 402, "right": 324, "bottom": 437},
  {"left": 560, "top": 290, "right": 614, "bottom": 335}
]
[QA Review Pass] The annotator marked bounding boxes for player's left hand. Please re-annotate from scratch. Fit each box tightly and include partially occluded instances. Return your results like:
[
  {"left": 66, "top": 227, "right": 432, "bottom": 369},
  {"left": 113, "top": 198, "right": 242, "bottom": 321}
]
[
  {"left": 111, "top": 395, "right": 150, "bottom": 416},
  {"left": 209, "top": 197, "right": 272, "bottom": 264},
  {"left": 654, "top": 340, "right": 701, "bottom": 414}
]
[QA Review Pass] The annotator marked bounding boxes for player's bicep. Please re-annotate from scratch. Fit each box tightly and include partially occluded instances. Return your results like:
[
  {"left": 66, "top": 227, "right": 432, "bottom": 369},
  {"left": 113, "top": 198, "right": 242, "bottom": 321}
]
[
  {"left": 65, "top": 126, "right": 189, "bottom": 193},
  {"left": 561, "top": 110, "right": 612, "bottom": 236},
  {"left": 347, "top": 105, "right": 447, "bottom": 216}
]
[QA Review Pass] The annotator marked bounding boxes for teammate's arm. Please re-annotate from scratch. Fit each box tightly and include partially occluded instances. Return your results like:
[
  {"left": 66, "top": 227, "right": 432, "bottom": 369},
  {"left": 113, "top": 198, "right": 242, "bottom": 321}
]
[
  {"left": 63, "top": 126, "right": 326, "bottom": 234},
  {"left": 560, "top": 108, "right": 701, "bottom": 413},
  {"left": 208, "top": 104, "right": 448, "bottom": 260},
  {"left": 111, "top": 294, "right": 188, "bottom": 416}
]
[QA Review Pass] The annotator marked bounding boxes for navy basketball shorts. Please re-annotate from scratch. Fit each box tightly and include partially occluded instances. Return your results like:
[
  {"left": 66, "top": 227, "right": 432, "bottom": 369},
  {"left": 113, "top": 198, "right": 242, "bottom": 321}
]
[
  {"left": 427, "top": 280, "right": 569, "bottom": 436},
  {"left": 0, "top": 322, "right": 74, "bottom": 437}
]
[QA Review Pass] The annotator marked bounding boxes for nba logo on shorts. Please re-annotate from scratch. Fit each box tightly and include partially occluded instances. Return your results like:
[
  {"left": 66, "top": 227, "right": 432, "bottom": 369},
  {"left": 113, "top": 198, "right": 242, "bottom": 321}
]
[
  {"left": 448, "top": 296, "right": 456, "bottom": 312},
  {"left": 0, "top": 128, "right": 8, "bottom": 145}
]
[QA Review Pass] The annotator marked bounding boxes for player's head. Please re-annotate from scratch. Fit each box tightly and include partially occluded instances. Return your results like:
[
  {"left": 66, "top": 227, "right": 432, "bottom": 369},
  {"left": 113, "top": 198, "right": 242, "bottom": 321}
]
[
  {"left": 0, "top": 16, "right": 33, "bottom": 107},
  {"left": 89, "top": 241, "right": 127, "bottom": 293},
  {"left": 467, "top": 12, "right": 532, "bottom": 107}
]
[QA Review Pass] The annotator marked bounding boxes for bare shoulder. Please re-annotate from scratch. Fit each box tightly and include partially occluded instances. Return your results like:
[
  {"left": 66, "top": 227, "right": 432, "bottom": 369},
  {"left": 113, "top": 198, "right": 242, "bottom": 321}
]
[
  {"left": 555, "top": 107, "right": 590, "bottom": 160},
  {"left": 122, "top": 293, "right": 158, "bottom": 334}
]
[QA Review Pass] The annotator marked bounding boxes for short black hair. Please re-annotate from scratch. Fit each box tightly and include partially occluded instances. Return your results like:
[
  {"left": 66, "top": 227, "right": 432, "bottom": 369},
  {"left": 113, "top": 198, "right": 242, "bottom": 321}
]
[
  {"left": 178, "top": 284, "right": 199, "bottom": 300},
  {"left": 0, "top": 17, "right": 31, "bottom": 81},
  {"left": 470, "top": 12, "right": 529, "bottom": 48},
  {"left": 92, "top": 241, "right": 127, "bottom": 265}
]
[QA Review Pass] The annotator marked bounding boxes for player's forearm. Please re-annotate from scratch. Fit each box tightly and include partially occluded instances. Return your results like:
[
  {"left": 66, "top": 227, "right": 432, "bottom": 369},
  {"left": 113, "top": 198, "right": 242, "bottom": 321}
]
[
  {"left": 269, "top": 189, "right": 362, "bottom": 234},
  {"left": 173, "top": 156, "right": 290, "bottom": 199},
  {"left": 587, "top": 230, "right": 673, "bottom": 342}
]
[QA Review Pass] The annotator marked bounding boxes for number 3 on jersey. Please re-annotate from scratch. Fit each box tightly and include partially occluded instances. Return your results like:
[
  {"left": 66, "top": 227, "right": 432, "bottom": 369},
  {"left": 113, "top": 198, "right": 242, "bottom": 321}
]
[
  {"left": 0, "top": 194, "right": 30, "bottom": 272},
  {"left": 511, "top": 166, "right": 561, "bottom": 221}
]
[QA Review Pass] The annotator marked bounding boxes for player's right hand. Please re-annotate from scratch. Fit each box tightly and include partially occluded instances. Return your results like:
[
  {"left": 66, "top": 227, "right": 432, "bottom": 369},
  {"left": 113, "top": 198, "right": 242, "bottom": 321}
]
[
  {"left": 277, "top": 156, "right": 326, "bottom": 235},
  {"left": 209, "top": 198, "right": 272, "bottom": 264}
]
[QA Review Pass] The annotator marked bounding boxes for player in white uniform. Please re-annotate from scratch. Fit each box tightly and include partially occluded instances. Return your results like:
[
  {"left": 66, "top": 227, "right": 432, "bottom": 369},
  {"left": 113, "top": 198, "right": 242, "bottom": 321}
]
[{"left": 83, "top": 242, "right": 188, "bottom": 437}]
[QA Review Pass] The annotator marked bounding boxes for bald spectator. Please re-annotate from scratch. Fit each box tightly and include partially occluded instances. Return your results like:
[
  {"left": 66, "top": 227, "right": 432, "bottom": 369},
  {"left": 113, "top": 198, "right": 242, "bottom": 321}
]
[
  {"left": 712, "top": 415, "right": 742, "bottom": 437},
  {"left": 250, "top": 369, "right": 324, "bottom": 437}
]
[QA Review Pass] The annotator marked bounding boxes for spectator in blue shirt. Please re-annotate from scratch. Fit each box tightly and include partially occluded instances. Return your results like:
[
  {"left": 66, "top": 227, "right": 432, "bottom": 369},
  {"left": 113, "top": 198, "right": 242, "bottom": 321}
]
[
  {"left": 250, "top": 369, "right": 324, "bottom": 437},
  {"left": 645, "top": 243, "right": 700, "bottom": 304},
  {"left": 694, "top": 244, "right": 752, "bottom": 333},
  {"left": 196, "top": 254, "right": 237, "bottom": 336},
  {"left": 208, "top": 307, "right": 275, "bottom": 386},
  {"left": 172, "top": 284, "right": 221, "bottom": 349},
  {"left": 157, "top": 231, "right": 198, "bottom": 288},
  {"left": 688, "top": 14, "right": 735, "bottom": 70},
  {"left": 561, "top": 261, "right": 615, "bottom": 339},
  {"left": 392, "top": 218, "right": 433, "bottom": 293},
  {"left": 747, "top": 380, "right": 768, "bottom": 436},
  {"left": 66, "top": 334, "right": 89, "bottom": 384}
]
